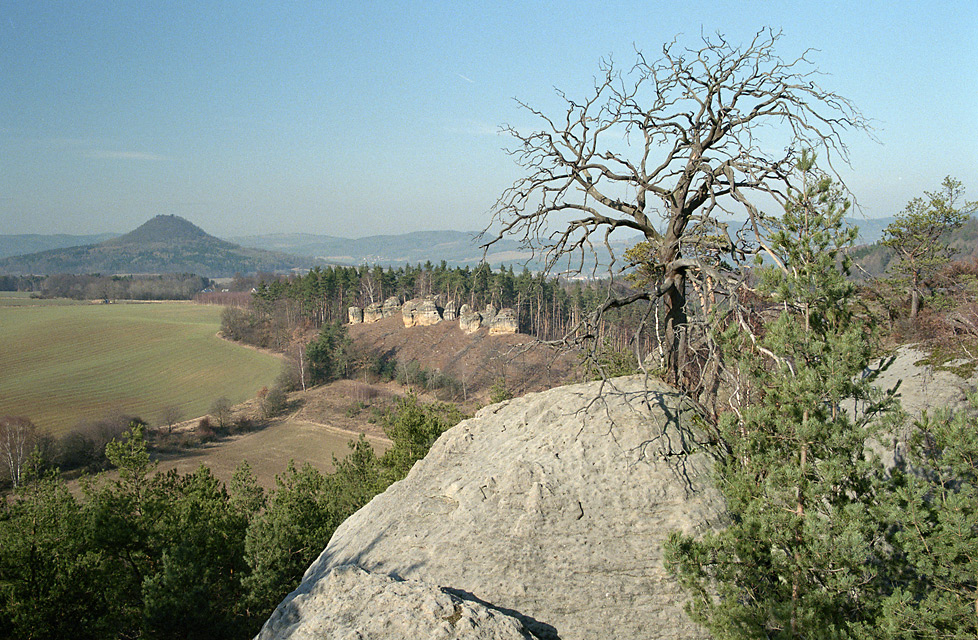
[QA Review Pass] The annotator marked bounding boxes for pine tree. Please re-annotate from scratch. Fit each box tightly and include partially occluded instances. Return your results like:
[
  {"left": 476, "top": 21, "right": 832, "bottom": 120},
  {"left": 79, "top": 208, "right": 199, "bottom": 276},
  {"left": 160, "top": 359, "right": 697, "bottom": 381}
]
[
  {"left": 878, "top": 394, "right": 978, "bottom": 638},
  {"left": 882, "top": 176, "right": 973, "bottom": 320},
  {"left": 666, "top": 156, "right": 895, "bottom": 639}
]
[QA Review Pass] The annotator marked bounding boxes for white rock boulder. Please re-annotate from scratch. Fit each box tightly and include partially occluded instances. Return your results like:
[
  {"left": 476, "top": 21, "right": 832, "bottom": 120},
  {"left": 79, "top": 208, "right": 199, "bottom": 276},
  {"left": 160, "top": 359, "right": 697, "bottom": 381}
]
[
  {"left": 256, "top": 565, "right": 536, "bottom": 640},
  {"left": 261, "top": 376, "right": 725, "bottom": 640}
]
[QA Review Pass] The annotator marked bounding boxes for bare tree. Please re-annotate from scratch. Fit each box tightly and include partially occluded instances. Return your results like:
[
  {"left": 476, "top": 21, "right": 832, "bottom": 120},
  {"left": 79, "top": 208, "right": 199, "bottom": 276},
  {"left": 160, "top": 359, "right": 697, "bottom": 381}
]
[
  {"left": 484, "top": 29, "right": 867, "bottom": 402},
  {"left": 210, "top": 397, "right": 234, "bottom": 430},
  {"left": 160, "top": 405, "right": 182, "bottom": 435},
  {"left": 0, "top": 416, "right": 37, "bottom": 487}
]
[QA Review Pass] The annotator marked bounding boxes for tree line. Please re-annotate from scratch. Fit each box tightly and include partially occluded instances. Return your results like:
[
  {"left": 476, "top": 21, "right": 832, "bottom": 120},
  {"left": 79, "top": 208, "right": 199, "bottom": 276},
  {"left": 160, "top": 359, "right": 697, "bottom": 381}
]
[
  {"left": 221, "top": 262, "right": 655, "bottom": 357},
  {"left": 1, "top": 273, "right": 211, "bottom": 300}
]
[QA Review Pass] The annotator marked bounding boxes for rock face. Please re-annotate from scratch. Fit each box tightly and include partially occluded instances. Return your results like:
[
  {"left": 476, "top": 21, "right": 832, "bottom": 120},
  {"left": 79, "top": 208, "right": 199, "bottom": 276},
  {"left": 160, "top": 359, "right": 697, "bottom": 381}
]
[
  {"left": 416, "top": 298, "right": 443, "bottom": 326},
  {"left": 348, "top": 306, "right": 363, "bottom": 324},
  {"left": 402, "top": 298, "right": 444, "bottom": 327},
  {"left": 261, "top": 376, "right": 725, "bottom": 640},
  {"left": 443, "top": 301, "right": 459, "bottom": 321},
  {"left": 402, "top": 300, "right": 420, "bottom": 327},
  {"left": 459, "top": 310, "right": 482, "bottom": 334},
  {"left": 488, "top": 308, "right": 518, "bottom": 335},
  {"left": 482, "top": 303, "right": 497, "bottom": 324},
  {"left": 257, "top": 565, "right": 536, "bottom": 640},
  {"left": 363, "top": 302, "right": 384, "bottom": 323},
  {"left": 383, "top": 296, "right": 401, "bottom": 318}
]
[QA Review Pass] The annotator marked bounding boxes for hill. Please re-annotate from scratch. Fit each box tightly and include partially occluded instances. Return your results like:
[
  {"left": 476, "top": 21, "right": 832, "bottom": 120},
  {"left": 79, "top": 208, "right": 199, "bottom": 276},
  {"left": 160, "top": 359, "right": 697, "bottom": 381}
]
[
  {"left": 0, "top": 233, "right": 121, "bottom": 259},
  {"left": 0, "top": 215, "right": 310, "bottom": 277},
  {"left": 850, "top": 215, "right": 978, "bottom": 277}
]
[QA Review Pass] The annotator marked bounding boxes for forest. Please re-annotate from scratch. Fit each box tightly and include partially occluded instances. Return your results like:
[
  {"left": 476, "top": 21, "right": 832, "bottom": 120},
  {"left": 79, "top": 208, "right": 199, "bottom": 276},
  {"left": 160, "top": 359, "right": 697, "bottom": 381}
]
[
  {"left": 216, "top": 261, "right": 654, "bottom": 359},
  {"left": 0, "top": 398, "right": 464, "bottom": 639}
]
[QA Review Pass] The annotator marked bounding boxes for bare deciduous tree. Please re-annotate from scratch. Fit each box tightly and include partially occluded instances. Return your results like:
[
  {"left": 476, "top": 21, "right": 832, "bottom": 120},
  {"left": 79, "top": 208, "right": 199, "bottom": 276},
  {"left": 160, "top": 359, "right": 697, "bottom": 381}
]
[
  {"left": 484, "top": 29, "right": 867, "bottom": 404},
  {"left": 0, "top": 416, "right": 37, "bottom": 487},
  {"left": 160, "top": 405, "right": 182, "bottom": 435}
]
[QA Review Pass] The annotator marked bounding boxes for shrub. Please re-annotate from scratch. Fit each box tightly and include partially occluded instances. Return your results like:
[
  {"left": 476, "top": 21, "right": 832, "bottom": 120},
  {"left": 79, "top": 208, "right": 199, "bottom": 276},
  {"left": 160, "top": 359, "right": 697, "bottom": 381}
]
[
  {"left": 196, "top": 417, "right": 216, "bottom": 443},
  {"left": 368, "top": 350, "right": 397, "bottom": 381},
  {"left": 56, "top": 414, "right": 146, "bottom": 472},
  {"left": 489, "top": 377, "right": 513, "bottom": 404}
]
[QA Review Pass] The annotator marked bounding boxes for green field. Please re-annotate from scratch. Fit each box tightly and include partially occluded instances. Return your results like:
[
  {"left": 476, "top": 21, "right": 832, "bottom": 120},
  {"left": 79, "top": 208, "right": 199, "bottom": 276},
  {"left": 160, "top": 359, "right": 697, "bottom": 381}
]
[{"left": 0, "top": 298, "right": 282, "bottom": 435}]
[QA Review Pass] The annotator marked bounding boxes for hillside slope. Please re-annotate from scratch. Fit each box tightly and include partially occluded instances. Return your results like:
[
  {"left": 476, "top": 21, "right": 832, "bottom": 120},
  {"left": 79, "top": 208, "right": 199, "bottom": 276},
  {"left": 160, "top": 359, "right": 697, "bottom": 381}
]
[
  {"left": 850, "top": 216, "right": 978, "bottom": 277},
  {"left": 347, "top": 314, "right": 580, "bottom": 404},
  {"left": 0, "top": 215, "right": 308, "bottom": 277}
]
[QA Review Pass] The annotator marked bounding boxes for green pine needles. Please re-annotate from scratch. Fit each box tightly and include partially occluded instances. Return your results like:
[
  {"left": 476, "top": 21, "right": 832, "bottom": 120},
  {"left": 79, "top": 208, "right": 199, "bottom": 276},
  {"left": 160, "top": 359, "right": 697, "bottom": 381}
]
[{"left": 666, "top": 156, "right": 899, "bottom": 639}]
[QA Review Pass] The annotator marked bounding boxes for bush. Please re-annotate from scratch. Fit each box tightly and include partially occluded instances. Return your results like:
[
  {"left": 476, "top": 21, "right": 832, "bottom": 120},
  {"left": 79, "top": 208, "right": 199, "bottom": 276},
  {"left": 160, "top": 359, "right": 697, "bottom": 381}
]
[
  {"left": 221, "top": 305, "right": 259, "bottom": 344},
  {"left": 195, "top": 417, "right": 216, "bottom": 443},
  {"left": 56, "top": 414, "right": 146, "bottom": 472},
  {"left": 489, "top": 377, "right": 513, "bottom": 404},
  {"left": 264, "top": 386, "right": 289, "bottom": 417},
  {"left": 368, "top": 350, "right": 397, "bottom": 381},
  {"left": 210, "top": 397, "right": 233, "bottom": 430},
  {"left": 379, "top": 395, "right": 465, "bottom": 480}
]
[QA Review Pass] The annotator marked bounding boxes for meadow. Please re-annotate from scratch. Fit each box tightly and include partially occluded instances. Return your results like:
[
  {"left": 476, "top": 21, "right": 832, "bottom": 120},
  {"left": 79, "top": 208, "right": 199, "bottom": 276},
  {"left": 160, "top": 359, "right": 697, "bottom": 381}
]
[{"left": 0, "top": 293, "right": 282, "bottom": 435}]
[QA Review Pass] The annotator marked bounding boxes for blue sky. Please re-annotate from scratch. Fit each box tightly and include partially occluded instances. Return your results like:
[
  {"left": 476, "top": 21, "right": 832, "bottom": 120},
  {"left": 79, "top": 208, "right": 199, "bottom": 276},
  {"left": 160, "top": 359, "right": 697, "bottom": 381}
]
[{"left": 1, "top": 1, "right": 975, "bottom": 238}]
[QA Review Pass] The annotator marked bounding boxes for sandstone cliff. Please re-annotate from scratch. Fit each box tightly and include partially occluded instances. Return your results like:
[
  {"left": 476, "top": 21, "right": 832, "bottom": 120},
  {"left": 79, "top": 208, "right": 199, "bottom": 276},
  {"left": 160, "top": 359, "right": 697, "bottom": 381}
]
[{"left": 256, "top": 376, "right": 726, "bottom": 640}]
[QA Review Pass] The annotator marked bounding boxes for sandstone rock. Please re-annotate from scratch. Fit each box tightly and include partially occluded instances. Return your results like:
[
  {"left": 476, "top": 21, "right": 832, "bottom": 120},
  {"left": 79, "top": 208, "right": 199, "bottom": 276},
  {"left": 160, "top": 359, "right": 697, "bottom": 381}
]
[
  {"left": 383, "top": 296, "right": 401, "bottom": 318},
  {"left": 348, "top": 306, "right": 363, "bottom": 324},
  {"left": 275, "top": 376, "right": 724, "bottom": 640},
  {"left": 402, "top": 300, "right": 420, "bottom": 327},
  {"left": 488, "top": 308, "right": 518, "bottom": 335},
  {"left": 443, "top": 302, "right": 458, "bottom": 321},
  {"left": 415, "top": 298, "right": 443, "bottom": 326},
  {"left": 482, "top": 304, "right": 497, "bottom": 323},
  {"left": 459, "top": 311, "right": 482, "bottom": 334},
  {"left": 256, "top": 565, "right": 537, "bottom": 640},
  {"left": 850, "top": 345, "right": 978, "bottom": 469},
  {"left": 363, "top": 303, "right": 384, "bottom": 324},
  {"left": 459, "top": 303, "right": 472, "bottom": 316}
]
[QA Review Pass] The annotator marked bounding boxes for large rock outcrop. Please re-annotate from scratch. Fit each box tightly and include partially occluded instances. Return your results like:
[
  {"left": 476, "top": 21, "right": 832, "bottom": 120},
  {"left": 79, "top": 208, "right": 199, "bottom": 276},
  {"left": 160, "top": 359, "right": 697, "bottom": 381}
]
[
  {"left": 488, "top": 308, "right": 518, "bottom": 335},
  {"left": 459, "top": 309, "right": 482, "bottom": 334},
  {"left": 401, "top": 300, "right": 420, "bottom": 327},
  {"left": 258, "top": 376, "right": 725, "bottom": 640},
  {"left": 383, "top": 296, "right": 401, "bottom": 318},
  {"left": 258, "top": 565, "right": 536, "bottom": 639},
  {"left": 415, "top": 298, "right": 443, "bottom": 326},
  {"left": 364, "top": 302, "right": 384, "bottom": 323}
]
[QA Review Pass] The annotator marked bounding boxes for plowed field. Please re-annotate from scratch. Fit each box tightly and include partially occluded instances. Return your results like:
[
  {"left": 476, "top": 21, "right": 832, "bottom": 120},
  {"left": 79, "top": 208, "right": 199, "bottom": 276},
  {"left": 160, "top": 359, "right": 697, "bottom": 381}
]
[{"left": 0, "top": 297, "right": 281, "bottom": 435}]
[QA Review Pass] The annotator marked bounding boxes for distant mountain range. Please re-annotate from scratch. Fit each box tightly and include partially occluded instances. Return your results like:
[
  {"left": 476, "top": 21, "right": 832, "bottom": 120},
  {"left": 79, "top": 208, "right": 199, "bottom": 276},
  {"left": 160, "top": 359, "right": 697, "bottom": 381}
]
[
  {"left": 228, "top": 230, "right": 544, "bottom": 268},
  {"left": 0, "top": 215, "right": 307, "bottom": 277},
  {"left": 227, "top": 216, "right": 901, "bottom": 270},
  {"left": 4, "top": 213, "right": 971, "bottom": 279}
]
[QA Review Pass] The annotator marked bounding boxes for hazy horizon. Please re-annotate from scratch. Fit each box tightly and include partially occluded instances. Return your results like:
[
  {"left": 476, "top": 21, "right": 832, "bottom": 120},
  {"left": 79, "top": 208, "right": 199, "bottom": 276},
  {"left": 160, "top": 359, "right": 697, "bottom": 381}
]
[{"left": 2, "top": 2, "right": 975, "bottom": 238}]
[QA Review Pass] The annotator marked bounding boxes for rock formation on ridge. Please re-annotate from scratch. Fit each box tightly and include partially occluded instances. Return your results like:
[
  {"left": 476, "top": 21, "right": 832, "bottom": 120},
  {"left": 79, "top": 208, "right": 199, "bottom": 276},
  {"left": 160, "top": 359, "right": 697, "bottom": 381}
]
[{"left": 488, "top": 308, "right": 518, "bottom": 335}]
